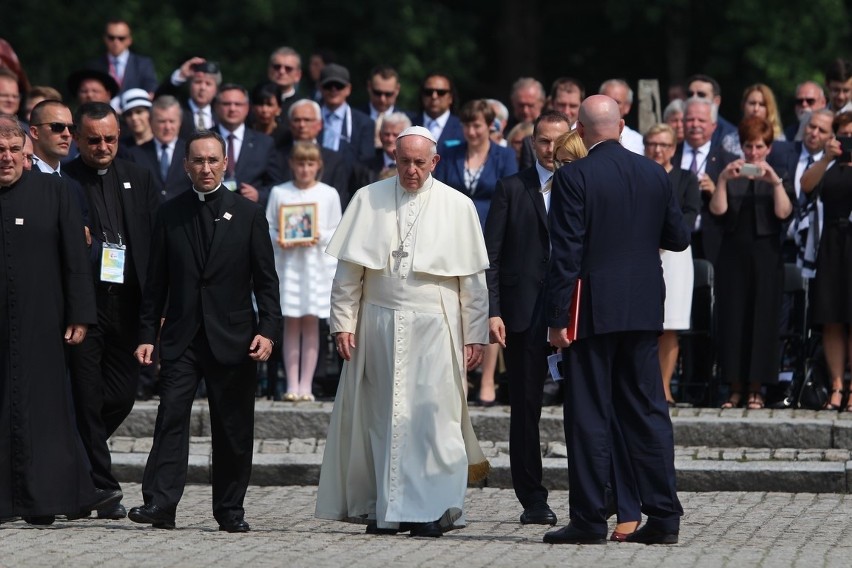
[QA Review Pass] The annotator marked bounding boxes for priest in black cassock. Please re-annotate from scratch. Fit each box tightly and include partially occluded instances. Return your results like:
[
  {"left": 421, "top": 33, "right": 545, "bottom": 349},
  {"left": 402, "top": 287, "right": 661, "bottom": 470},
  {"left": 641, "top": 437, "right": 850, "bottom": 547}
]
[{"left": 0, "top": 116, "right": 121, "bottom": 526}]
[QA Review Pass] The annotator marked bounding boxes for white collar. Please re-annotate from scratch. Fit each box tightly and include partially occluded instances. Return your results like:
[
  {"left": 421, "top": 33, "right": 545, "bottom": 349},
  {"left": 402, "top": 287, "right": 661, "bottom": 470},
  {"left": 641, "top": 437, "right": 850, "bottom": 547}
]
[
  {"left": 193, "top": 184, "right": 222, "bottom": 201},
  {"left": 218, "top": 123, "right": 245, "bottom": 140}
]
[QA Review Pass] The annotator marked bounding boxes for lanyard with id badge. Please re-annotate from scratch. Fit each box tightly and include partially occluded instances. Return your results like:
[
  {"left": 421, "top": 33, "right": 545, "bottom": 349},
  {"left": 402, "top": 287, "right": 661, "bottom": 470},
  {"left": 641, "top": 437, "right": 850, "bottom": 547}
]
[{"left": 100, "top": 232, "right": 126, "bottom": 283}]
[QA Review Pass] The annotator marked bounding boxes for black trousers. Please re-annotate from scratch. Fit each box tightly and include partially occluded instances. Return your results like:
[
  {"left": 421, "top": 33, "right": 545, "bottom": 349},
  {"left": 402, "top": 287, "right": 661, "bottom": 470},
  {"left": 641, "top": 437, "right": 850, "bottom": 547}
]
[
  {"left": 562, "top": 331, "right": 682, "bottom": 535},
  {"left": 69, "top": 287, "right": 141, "bottom": 492},
  {"left": 504, "top": 328, "right": 550, "bottom": 509},
  {"left": 141, "top": 329, "right": 256, "bottom": 524}
]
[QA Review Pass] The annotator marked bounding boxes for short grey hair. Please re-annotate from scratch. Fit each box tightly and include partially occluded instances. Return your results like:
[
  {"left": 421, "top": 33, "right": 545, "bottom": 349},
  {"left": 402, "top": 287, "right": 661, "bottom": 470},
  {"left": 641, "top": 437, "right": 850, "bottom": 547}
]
[
  {"left": 510, "top": 77, "right": 545, "bottom": 102},
  {"left": 152, "top": 94, "right": 182, "bottom": 117},
  {"left": 269, "top": 46, "right": 301, "bottom": 68},
  {"left": 288, "top": 98, "right": 321, "bottom": 120},
  {"left": 684, "top": 95, "right": 718, "bottom": 122},
  {"left": 662, "top": 98, "right": 685, "bottom": 122},
  {"left": 599, "top": 78, "right": 634, "bottom": 104},
  {"left": 382, "top": 111, "right": 411, "bottom": 130}
]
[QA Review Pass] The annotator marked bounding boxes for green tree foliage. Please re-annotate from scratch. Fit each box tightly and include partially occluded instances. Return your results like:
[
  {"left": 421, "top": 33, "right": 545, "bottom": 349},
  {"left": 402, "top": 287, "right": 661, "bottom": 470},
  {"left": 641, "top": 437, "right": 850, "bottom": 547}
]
[{"left": 3, "top": 0, "right": 851, "bottom": 126}]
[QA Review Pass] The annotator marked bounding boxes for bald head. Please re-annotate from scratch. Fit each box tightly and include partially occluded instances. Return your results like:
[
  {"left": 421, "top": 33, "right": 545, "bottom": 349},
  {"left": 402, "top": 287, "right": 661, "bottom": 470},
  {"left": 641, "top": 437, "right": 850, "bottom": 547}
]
[{"left": 577, "top": 95, "right": 623, "bottom": 147}]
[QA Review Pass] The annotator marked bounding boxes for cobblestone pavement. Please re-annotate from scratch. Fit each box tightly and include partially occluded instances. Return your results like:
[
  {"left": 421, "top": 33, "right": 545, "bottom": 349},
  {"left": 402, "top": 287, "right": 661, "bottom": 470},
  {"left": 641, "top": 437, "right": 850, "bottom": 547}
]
[{"left": 2, "top": 485, "right": 852, "bottom": 567}]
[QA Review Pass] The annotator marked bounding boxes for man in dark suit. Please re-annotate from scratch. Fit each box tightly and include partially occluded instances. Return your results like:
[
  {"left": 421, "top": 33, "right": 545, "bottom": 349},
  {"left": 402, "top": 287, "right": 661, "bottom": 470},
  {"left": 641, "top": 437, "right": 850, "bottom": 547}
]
[
  {"left": 358, "top": 65, "right": 407, "bottom": 149},
  {"left": 266, "top": 46, "right": 304, "bottom": 120},
  {"left": 86, "top": 19, "right": 158, "bottom": 96},
  {"left": 280, "top": 99, "right": 363, "bottom": 209},
  {"left": 673, "top": 96, "right": 738, "bottom": 266},
  {"left": 64, "top": 102, "right": 161, "bottom": 520},
  {"left": 543, "top": 95, "right": 688, "bottom": 545},
  {"left": 686, "top": 74, "right": 737, "bottom": 149},
  {"left": 129, "top": 131, "right": 281, "bottom": 532},
  {"left": 484, "top": 109, "right": 571, "bottom": 527},
  {"left": 156, "top": 58, "right": 222, "bottom": 140},
  {"left": 317, "top": 63, "right": 374, "bottom": 165},
  {"left": 412, "top": 72, "right": 464, "bottom": 152},
  {"left": 214, "top": 84, "right": 285, "bottom": 206},
  {"left": 783, "top": 81, "right": 827, "bottom": 142},
  {"left": 128, "top": 95, "right": 191, "bottom": 201}
]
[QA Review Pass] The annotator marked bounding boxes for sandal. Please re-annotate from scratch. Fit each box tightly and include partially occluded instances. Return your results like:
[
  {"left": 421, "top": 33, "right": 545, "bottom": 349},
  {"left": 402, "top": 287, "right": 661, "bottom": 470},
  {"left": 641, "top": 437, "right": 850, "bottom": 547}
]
[
  {"left": 721, "top": 393, "right": 742, "bottom": 409},
  {"left": 746, "top": 392, "right": 765, "bottom": 410},
  {"left": 822, "top": 389, "right": 843, "bottom": 411}
]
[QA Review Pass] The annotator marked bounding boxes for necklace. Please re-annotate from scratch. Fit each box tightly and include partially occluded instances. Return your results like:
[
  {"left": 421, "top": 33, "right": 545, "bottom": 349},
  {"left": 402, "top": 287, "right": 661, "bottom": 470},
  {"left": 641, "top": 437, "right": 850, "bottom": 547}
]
[
  {"left": 464, "top": 149, "right": 488, "bottom": 195},
  {"left": 392, "top": 177, "right": 432, "bottom": 272}
]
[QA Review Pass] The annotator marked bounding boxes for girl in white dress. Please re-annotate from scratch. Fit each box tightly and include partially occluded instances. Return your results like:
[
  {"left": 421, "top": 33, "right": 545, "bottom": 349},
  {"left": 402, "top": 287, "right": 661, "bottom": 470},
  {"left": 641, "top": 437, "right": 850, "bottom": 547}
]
[{"left": 266, "top": 142, "right": 342, "bottom": 401}]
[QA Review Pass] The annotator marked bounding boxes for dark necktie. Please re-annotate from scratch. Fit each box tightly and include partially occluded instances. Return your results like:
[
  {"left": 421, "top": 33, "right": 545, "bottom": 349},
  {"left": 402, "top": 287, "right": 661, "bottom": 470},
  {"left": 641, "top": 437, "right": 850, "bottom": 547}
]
[
  {"left": 159, "top": 144, "right": 170, "bottom": 182},
  {"left": 805, "top": 155, "right": 815, "bottom": 169},
  {"left": 226, "top": 133, "right": 236, "bottom": 179},
  {"left": 689, "top": 148, "right": 699, "bottom": 174}
]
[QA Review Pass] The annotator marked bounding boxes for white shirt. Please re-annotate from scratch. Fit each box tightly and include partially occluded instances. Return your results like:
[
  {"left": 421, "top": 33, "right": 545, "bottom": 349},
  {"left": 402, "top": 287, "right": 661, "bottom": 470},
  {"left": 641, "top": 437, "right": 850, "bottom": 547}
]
[
  {"left": 157, "top": 139, "right": 177, "bottom": 167},
  {"left": 111, "top": 50, "right": 129, "bottom": 81},
  {"left": 188, "top": 100, "right": 214, "bottom": 129},
  {"left": 32, "top": 155, "right": 60, "bottom": 175},
  {"left": 423, "top": 110, "right": 450, "bottom": 141},
  {"left": 322, "top": 104, "right": 351, "bottom": 152},
  {"left": 795, "top": 147, "right": 823, "bottom": 200},
  {"left": 368, "top": 103, "right": 395, "bottom": 122},
  {"left": 620, "top": 125, "right": 645, "bottom": 155},
  {"left": 680, "top": 140, "right": 712, "bottom": 174},
  {"left": 535, "top": 161, "right": 553, "bottom": 213}
]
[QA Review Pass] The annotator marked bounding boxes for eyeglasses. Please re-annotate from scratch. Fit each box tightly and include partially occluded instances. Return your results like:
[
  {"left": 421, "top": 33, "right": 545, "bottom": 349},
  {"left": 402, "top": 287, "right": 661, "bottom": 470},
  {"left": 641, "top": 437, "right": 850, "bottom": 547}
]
[
  {"left": 189, "top": 157, "right": 222, "bottom": 167},
  {"left": 85, "top": 135, "right": 118, "bottom": 145},
  {"left": 371, "top": 89, "right": 396, "bottom": 98},
  {"left": 33, "top": 122, "right": 75, "bottom": 134},
  {"left": 687, "top": 90, "right": 710, "bottom": 98},
  {"left": 270, "top": 63, "right": 296, "bottom": 73},
  {"left": 106, "top": 35, "right": 128, "bottom": 42},
  {"left": 422, "top": 88, "right": 450, "bottom": 97},
  {"left": 322, "top": 82, "right": 346, "bottom": 91},
  {"left": 645, "top": 142, "right": 673, "bottom": 149},
  {"left": 795, "top": 97, "right": 817, "bottom": 106}
]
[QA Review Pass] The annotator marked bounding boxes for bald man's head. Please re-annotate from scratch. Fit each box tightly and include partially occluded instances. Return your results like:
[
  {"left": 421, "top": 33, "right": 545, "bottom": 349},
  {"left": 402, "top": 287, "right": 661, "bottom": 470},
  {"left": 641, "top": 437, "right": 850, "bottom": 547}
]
[{"left": 577, "top": 94, "right": 623, "bottom": 147}]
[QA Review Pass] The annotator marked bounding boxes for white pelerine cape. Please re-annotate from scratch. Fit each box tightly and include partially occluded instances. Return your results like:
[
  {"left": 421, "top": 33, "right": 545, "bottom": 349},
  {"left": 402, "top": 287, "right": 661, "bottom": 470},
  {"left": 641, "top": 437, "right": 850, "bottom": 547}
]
[{"left": 325, "top": 175, "right": 489, "bottom": 277}]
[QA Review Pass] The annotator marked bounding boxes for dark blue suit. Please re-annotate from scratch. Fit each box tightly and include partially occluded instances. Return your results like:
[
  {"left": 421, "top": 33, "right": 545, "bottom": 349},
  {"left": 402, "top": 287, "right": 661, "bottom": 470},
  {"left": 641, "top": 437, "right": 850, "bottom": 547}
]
[
  {"left": 546, "top": 140, "right": 688, "bottom": 535},
  {"left": 218, "top": 126, "right": 286, "bottom": 207},
  {"left": 411, "top": 112, "right": 465, "bottom": 152},
  {"left": 86, "top": 52, "right": 158, "bottom": 94},
  {"left": 127, "top": 139, "right": 192, "bottom": 202},
  {"left": 318, "top": 105, "right": 375, "bottom": 165},
  {"left": 434, "top": 141, "right": 518, "bottom": 227}
]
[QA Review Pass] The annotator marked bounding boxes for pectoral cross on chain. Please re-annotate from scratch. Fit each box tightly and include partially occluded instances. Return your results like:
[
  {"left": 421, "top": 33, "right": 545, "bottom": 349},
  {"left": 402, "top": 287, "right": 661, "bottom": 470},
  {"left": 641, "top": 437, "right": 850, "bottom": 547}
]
[{"left": 392, "top": 244, "right": 409, "bottom": 272}]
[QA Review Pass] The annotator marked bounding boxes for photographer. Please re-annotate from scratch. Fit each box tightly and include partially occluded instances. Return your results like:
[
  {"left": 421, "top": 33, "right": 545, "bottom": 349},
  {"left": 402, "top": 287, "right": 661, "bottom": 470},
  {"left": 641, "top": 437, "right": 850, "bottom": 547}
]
[
  {"left": 799, "top": 111, "right": 852, "bottom": 411},
  {"left": 710, "top": 116, "right": 794, "bottom": 409},
  {"left": 155, "top": 57, "right": 222, "bottom": 139}
]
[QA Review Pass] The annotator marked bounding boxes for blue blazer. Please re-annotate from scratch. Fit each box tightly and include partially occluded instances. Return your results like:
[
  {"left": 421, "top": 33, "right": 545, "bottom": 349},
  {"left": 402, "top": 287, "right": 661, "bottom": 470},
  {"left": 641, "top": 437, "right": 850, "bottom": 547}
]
[
  {"left": 127, "top": 139, "right": 192, "bottom": 202},
  {"left": 434, "top": 141, "right": 518, "bottom": 227},
  {"left": 86, "top": 52, "right": 158, "bottom": 94},
  {"left": 217, "top": 127, "right": 286, "bottom": 207},
  {"left": 411, "top": 113, "right": 465, "bottom": 152},
  {"left": 545, "top": 140, "right": 690, "bottom": 336}
]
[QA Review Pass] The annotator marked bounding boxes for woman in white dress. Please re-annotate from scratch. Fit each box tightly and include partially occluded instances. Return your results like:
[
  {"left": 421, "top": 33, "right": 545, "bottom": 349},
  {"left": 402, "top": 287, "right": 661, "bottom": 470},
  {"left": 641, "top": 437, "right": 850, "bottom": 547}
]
[
  {"left": 644, "top": 124, "right": 700, "bottom": 406},
  {"left": 266, "top": 142, "right": 342, "bottom": 401}
]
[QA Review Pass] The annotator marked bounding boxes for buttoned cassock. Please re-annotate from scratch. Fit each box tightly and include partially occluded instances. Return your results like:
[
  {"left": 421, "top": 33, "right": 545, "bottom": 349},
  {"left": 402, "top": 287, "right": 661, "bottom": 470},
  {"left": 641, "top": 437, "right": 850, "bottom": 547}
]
[{"left": 315, "top": 176, "right": 489, "bottom": 531}]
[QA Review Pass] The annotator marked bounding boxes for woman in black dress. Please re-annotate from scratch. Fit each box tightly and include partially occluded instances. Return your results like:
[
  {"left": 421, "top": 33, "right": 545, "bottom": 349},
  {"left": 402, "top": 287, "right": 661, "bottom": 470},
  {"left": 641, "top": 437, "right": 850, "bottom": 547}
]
[
  {"left": 800, "top": 111, "right": 852, "bottom": 411},
  {"left": 710, "top": 117, "right": 794, "bottom": 409}
]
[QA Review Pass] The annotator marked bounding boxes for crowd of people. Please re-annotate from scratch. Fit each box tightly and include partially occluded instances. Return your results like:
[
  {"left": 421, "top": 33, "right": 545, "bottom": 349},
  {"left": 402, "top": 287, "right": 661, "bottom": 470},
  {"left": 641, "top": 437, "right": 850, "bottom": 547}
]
[{"left": 1, "top": 17, "right": 851, "bottom": 543}]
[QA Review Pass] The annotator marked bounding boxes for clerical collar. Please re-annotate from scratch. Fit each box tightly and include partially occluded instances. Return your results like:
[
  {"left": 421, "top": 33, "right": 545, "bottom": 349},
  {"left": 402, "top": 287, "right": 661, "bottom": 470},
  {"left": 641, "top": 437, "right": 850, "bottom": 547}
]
[
  {"left": 193, "top": 184, "right": 223, "bottom": 201},
  {"left": 97, "top": 168, "right": 109, "bottom": 176}
]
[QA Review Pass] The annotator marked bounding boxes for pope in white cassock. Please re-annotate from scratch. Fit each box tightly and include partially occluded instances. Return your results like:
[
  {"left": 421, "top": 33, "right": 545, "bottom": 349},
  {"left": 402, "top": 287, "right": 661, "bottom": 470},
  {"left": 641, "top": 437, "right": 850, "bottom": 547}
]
[{"left": 315, "top": 126, "right": 491, "bottom": 538}]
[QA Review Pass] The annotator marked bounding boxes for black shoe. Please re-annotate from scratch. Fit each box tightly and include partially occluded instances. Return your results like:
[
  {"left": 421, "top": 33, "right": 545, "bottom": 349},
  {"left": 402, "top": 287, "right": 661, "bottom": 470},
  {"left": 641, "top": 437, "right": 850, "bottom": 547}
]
[
  {"left": 85, "top": 488, "right": 123, "bottom": 513},
  {"left": 408, "top": 520, "right": 443, "bottom": 538},
  {"left": 520, "top": 503, "right": 557, "bottom": 525},
  {"left": 64, "top": 509, "right": 92, "bottom": 521},
  {"left": 365, "top": 522, "right": 399, "bottom": 535},
  {"left": 543, "top": 523, "right": 606, "bottom": 545},
  {"left": 624, "top": 524, "right": 679, "bottom": 545},
  {"left": 97, "top": 503, "right": 127, "bottom": 520},
  {"left": 23, "top": 516, "right": 55, "bottom": 526},
  {"left": 0, "top": 516, "right": 21, "bottom": 524},
  {"left": 218, "top": 519, "right": 250, "bottom": 533},
  {"left": 128, "top": 504, "right": 176, "bottom": 530}
]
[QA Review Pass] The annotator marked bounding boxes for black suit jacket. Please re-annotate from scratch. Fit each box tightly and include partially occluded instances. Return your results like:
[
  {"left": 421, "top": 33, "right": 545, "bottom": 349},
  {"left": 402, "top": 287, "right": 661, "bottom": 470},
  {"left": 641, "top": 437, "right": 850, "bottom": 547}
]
[
  {"left": 86, "top": 52, "right": 158, "bottom": 94},
  {"left": 127, "top": 139, "right": 192, "bottom": 202},
  {"left": 219, "top": 126, "right": 286, "bottom": 206},
  {"left": 546, "top": 140, "right": 689, "bottom": 336},
  {"left": 63, "top": 157, "right": 161, "bottom": 291},
  {"left": 673, "top": 141, "right": 738, "bottom": 264},
  {"left": 139, "top": 188, "right": 281, "bottom": 365},
  {"left": 484, "top": 167, "right": 550, "bottom": 333}
]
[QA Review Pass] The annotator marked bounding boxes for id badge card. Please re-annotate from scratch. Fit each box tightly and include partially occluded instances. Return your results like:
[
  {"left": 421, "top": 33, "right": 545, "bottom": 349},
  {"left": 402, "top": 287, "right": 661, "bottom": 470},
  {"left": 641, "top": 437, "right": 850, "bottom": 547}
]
[{"left": 100, "top": 242, "right": 126, "bottom": 283}]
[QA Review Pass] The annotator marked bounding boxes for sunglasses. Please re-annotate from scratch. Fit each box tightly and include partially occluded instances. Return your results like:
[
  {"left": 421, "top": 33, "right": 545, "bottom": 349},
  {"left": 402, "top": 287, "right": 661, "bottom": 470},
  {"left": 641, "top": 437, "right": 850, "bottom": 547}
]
[
  {"left": 422, "top": 88, "right": 450, "bottom": 97},
  {"left": 687, "top": 90, "right": 710, "bottom": 98},
  {"left": 270, "top": 63, "right": 296, "bottom": 73},
  {"left": 322, "top": 82, "right": 347, "bottom": 91},
  {"left": 371, "top": 89, "right": 396, "bottom": 98},
  {"left": 106, "top": 35, "right": 128, "bottom": 42},
  {"left": 85, "top": 135, "right": 118, "bottom": 145},
  {"left": 33, "top": 122, "right": 75, "bottom": 134},
  {"left": 795, "top": 97, "right": 817, "bottom": 105}
]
